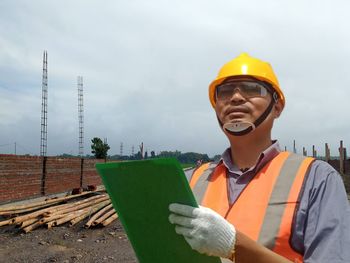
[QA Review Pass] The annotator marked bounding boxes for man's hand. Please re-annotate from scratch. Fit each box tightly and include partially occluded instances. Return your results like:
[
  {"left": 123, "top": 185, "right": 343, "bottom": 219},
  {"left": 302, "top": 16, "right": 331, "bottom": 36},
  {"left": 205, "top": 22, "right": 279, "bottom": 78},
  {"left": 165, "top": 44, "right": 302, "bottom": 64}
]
[{"left": 168, "top": 203, "right": 236, "bottom": 259}]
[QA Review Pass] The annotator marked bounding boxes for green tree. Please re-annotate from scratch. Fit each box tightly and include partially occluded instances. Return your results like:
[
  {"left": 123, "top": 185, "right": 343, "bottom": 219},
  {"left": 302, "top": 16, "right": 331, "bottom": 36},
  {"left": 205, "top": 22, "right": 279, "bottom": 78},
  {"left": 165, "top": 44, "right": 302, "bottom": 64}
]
[
  {"left": 91, "top": 137, "right": 110, "bottom": 159},
  {"left": 151, "top": 151, "right": 156, "bottom": 158},
  {"left": 178, "top": 152, "right": 210, "bottom": 163},
  {"left": 158, "top": 150, "right": 181, "bottom": 158}
]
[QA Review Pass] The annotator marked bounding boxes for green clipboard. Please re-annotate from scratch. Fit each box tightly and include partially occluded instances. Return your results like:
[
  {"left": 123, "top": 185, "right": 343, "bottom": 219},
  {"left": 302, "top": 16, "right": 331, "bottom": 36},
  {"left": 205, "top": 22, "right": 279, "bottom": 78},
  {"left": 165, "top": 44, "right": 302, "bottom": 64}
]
[{"left": 96, "top": 158, "right": 221, "bottom": 263}]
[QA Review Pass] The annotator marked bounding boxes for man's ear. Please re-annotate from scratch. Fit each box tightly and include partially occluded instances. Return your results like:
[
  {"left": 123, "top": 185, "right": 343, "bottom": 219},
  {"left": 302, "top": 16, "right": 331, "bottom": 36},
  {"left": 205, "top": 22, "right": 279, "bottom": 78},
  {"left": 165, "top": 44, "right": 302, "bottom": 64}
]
[{"left": 273, "top": 100, "right": 284, "bottom": 118}]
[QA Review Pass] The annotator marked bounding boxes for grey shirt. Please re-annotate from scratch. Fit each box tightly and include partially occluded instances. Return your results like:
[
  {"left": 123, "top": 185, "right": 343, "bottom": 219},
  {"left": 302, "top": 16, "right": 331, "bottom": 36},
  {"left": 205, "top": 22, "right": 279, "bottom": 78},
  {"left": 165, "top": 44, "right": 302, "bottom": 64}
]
[{"left": 220, "top": 141, "right": 350, "bottom": 263}]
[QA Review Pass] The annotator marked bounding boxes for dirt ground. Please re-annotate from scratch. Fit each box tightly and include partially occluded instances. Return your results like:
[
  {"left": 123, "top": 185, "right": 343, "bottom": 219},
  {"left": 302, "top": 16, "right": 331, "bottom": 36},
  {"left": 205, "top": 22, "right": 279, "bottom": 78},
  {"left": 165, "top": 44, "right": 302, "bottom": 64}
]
[{"left": 0, "top": 219, "right": 136, "bottom": 263}]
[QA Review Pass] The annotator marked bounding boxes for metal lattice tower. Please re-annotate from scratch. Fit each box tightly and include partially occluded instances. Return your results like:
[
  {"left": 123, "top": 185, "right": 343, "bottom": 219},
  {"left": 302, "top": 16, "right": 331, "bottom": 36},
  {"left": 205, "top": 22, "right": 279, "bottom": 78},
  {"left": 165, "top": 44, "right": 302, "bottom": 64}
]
[
  {"left": 78, "top": 76, "right": 84, "bottom": 156},
  {"left": 120, "top": 142, "right": 123, "bottom": 156},
  {"left": 40, "top": 51, "right": 48, "bottom": 157}
]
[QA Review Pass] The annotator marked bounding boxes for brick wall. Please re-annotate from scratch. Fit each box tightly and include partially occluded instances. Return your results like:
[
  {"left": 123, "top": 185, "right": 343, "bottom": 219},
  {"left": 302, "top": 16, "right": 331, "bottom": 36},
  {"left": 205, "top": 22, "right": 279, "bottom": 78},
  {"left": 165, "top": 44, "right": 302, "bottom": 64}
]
[
  {"left": 45, "top": 158, "right": 81, "bottom": 195},
  {"left": 1, "top": 154, "right": 348, "bottom": 204},
  {"left": 0, "top": 154, "right": 105, "bottom": 204},
  {"left": 0, "top": 155, "right": 42, "bottom": 203},
  {"left": 83, "top": 159, "right": 105, "bottom": 187}
]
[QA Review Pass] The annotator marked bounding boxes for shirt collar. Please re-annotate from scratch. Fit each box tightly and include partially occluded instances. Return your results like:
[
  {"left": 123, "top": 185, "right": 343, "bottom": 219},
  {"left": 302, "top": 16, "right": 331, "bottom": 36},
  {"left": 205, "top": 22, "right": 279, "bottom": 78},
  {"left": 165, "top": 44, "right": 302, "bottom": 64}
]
[{"left": 220, "top": 140, "right": 281, "bottom": 176}]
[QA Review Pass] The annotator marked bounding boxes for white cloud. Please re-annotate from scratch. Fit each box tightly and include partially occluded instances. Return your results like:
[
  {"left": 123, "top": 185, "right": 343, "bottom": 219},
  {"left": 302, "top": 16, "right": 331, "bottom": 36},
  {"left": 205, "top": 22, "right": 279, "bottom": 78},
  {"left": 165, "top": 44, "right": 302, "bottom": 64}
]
[{"left": 0, "top": 0, "right": 349, "bottom": 157}]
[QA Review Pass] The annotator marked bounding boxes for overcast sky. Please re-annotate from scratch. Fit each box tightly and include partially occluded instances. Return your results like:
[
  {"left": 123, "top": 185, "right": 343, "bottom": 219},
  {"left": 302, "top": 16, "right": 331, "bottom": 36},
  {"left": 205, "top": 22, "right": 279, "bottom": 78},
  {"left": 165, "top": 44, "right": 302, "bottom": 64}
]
[{"left": 0, "top": 0, "right": 349, "bottom": 157}]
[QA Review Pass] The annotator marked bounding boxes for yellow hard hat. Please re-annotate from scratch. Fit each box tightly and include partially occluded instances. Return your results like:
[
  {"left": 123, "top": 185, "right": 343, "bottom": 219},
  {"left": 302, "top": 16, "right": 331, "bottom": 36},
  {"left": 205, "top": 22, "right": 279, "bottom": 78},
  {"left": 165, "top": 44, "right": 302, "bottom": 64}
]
[{"left": 209, "top": 53, "right": 285, "bottom": 107}]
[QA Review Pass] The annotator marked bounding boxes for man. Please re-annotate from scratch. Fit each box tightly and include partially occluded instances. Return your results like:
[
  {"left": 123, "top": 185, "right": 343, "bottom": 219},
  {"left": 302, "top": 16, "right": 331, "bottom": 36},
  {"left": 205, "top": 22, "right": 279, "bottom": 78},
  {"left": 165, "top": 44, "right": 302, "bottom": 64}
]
[{"left": 168, "top": 53, "right": 350, "bottom": 262}]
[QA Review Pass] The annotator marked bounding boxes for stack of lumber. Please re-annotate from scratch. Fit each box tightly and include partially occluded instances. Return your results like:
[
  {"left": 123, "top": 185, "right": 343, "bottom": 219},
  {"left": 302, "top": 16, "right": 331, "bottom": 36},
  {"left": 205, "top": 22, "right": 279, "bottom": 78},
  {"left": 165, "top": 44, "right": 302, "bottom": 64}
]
[{"left": 0, "top": 192, "right": 118, "bottom": 233}]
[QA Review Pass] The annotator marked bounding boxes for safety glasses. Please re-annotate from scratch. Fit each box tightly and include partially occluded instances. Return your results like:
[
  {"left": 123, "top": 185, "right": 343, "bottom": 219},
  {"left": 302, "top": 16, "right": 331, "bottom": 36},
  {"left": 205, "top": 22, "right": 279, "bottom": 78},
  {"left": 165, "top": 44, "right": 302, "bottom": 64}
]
[{"left": 215, "top": 81, "right": 270, "bottom": 102}]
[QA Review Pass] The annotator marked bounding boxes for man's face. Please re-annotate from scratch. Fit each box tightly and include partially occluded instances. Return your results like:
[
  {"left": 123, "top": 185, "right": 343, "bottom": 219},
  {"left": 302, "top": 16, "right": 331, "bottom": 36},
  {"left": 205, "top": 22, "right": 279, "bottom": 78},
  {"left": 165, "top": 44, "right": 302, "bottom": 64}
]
[{"left": 214, "top": 77, "right": 282, "bottom": 132}]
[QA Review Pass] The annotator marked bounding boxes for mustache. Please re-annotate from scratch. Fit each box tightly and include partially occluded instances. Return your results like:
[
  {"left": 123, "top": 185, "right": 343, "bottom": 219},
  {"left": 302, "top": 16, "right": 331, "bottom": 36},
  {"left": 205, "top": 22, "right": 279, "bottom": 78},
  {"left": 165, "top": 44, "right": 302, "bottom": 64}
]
[{"left": 224, "top": 106, "right": 250, "bottom": 115}]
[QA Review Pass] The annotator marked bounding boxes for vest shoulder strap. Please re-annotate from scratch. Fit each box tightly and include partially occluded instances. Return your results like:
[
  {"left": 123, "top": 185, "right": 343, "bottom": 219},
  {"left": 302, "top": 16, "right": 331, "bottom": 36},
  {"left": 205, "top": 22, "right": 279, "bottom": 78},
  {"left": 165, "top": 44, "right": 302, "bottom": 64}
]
[
  {"left": 257, "top": 153, "right": 313, "bottom": 248},
  {"left": 191, "top": 162, "right": 218, "bottom": 204}
]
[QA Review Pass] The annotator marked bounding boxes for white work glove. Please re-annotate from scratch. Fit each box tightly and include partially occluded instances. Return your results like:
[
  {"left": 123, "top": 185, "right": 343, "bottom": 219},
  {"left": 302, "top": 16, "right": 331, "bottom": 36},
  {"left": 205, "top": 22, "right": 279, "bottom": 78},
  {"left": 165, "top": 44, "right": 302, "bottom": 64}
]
[{"left": 168, "top": 203, "right": 236, "bottom": 259}]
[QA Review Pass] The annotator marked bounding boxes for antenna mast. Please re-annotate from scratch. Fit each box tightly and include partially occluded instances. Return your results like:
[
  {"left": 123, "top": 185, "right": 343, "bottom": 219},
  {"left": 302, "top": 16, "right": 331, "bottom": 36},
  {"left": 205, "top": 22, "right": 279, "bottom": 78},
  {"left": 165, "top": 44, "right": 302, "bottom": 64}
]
[
  {"left": 120, "top": 142, "right": 123, "bottom": 156},
  {"left": 78, "top": 76, "right": 84, "bottom": 156},
  {"left": 40, "top": 51, "right": 48, "bottom": 156}
]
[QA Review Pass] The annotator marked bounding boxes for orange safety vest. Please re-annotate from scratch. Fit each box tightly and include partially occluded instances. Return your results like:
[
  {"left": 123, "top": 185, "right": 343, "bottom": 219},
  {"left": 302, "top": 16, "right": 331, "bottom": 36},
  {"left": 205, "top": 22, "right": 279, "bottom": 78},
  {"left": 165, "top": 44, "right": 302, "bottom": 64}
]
[{"left": 190, "top": 152, "right": 314, "bottom": 263}]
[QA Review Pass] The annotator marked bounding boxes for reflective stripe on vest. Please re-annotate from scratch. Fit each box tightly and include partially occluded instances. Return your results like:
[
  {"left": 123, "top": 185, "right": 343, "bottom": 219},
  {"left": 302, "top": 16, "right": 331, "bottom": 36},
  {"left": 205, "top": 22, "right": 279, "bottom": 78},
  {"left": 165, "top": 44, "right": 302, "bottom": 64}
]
[{"left": 190, "top": 152, "right": 314, "bottom": 262}]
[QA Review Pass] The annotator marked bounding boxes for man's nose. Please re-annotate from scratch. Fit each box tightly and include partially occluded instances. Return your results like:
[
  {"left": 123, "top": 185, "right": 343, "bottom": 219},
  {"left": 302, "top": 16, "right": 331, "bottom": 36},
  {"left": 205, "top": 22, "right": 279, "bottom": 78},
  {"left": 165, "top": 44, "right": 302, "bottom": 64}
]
[{"left": 230, "top": 88, "right": 246, "bottom": 103}]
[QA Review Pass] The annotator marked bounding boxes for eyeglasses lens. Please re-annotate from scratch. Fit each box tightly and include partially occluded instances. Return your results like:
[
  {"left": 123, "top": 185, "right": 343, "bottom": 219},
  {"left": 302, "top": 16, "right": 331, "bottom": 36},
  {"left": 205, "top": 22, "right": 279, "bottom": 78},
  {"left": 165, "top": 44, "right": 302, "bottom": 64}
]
[{"left": 216, "top": 82, "right": 267, "bottom": 101}]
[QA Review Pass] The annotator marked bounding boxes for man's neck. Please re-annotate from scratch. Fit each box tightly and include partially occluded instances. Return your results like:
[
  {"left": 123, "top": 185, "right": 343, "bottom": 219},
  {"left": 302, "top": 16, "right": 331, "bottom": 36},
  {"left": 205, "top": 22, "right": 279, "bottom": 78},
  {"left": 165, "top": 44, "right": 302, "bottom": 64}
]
[{"left": 229, "top": 134, "right": 273, "bottom": 170}]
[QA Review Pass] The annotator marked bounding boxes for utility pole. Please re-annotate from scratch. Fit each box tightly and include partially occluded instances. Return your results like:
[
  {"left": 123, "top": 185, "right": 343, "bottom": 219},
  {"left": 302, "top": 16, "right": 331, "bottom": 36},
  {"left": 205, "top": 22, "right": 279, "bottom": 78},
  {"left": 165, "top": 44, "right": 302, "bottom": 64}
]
[
  {"left": 139, "top": 142, "right": 144, "bottom": 159},
  {"left": 303, "top": 147, "right": 307, "bottom": 156},
  {"left": 312, "top": 145, "right": 317, "bottom": 158},
  {"left": 339, "top": 140, "right": 344, "bottom": 175},
  {"left": 293, "top": 140, "right": 296, "bottom": 154},
  {"left": 325, "top": 143, "right": 330, "bottom": 162}
]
